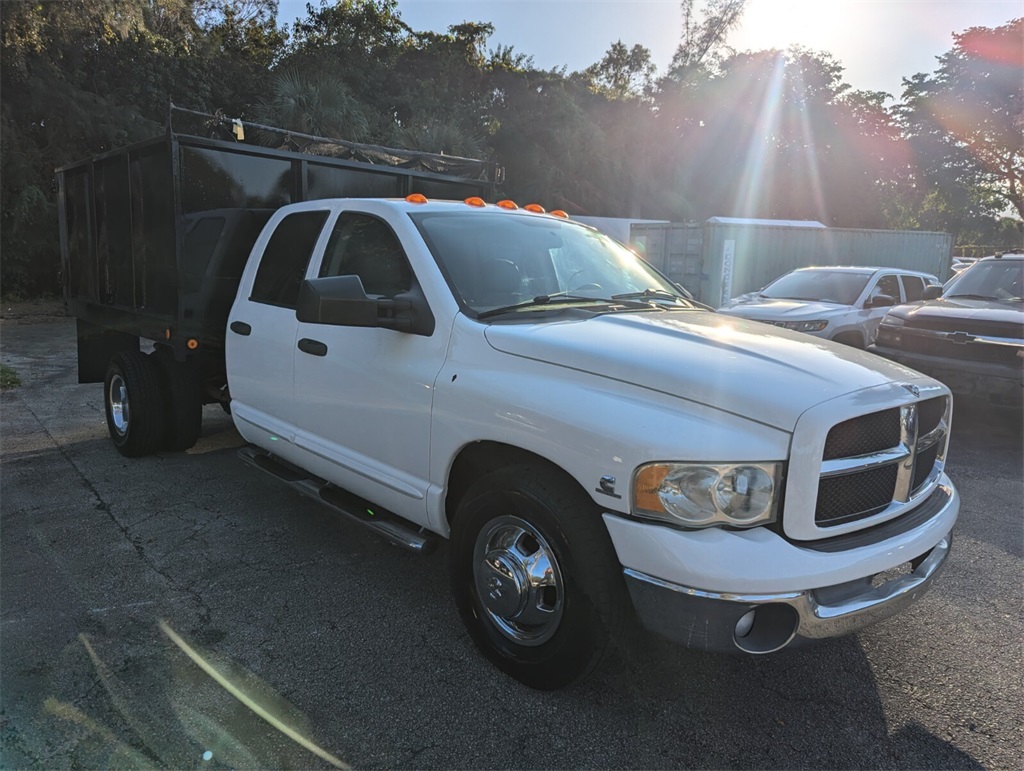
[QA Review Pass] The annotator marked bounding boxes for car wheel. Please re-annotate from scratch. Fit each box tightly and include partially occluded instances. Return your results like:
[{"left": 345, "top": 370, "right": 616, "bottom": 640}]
[{"left": 449, "top": 464, "right": 629, "bottom": 689}]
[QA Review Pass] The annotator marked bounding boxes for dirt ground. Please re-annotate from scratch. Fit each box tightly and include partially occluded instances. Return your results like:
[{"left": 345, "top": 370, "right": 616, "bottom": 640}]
[{"left": 0, "top": 298, "right": 68, "bottom": 324}]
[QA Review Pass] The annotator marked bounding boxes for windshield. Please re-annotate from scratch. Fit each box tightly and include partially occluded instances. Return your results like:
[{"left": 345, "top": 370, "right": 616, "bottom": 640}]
[
  {"left": 943, "top": 259, "right": 1023, "bottom": 301},
  {"left": 410, "top": 211, "right": 685, "bottom": 314},
  {"left": 759, "top": 270, "right": 871, "bottom": 305}
]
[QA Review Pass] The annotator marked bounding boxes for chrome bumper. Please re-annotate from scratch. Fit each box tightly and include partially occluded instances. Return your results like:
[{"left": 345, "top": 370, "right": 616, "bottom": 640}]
[{"left": 624, "top": 534, "right": 951, "bottom": 654}]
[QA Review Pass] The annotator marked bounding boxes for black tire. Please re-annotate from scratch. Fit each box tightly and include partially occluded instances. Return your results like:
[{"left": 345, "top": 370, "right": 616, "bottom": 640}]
[
  {"left": 449, "top": 464, "right": 629, "bottom": 690},
  {"left": 104, "top": 351, "right": 166, "bottom": 457},
  {"left": 154, "top": 349, "right": 202, "bottom": 451}
]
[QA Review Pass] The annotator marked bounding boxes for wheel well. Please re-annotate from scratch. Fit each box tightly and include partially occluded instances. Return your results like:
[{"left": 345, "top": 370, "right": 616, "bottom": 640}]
[
  {"left": 445, "top": 442, "right": 584, "bottom": 528},
  {"left": 832, "top": 330, "right": 865, "bottom": 348}
]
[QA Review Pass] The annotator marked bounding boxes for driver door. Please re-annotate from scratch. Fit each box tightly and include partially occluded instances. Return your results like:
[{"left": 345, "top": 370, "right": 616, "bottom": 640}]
[
  {"left": 862, "top": 272, "right": 902, "bottom": 342},
  {"left": 290, "top": 209, "right": 448, "bottom": 526}
]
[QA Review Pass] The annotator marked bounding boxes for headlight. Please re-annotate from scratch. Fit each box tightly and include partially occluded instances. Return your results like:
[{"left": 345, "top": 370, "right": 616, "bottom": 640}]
[
  {"left": 781, "top": 320, "right": 828, "bottom": 333},
  {"left": 877, "top": 317, "right": 904, "bottom": 346},
  {"left": 633, "top": 462, "right": 782, "bottom": 528}
]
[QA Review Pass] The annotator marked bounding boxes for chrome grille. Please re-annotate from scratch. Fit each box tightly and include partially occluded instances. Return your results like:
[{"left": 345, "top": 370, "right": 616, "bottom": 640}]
[
  {"left": 823, "top": 408, "right": 900, "bottom": 460},
  {"left": 816, "top": 465, "right": 898, "bottom": 525},
  {"left": 901, "top": 329, "right": 1023, "bottom": 365},
  {"left": 815, "top": 396, "right": 950, "bottom": 528},
  {"left": 918, "top": 397, "right": 946, "bottom": 435}
]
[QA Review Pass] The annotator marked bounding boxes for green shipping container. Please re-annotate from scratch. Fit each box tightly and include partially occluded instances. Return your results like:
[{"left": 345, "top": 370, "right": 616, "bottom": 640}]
[{"left": 631, "top": 218, "right": 954, "bottom": 307}]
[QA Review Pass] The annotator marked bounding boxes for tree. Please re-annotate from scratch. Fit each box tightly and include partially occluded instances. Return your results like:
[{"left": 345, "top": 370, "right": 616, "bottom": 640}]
[
  {"left": 898, "top": 18, "right": 1023, "bottom": 236},
  {"left": 666, "top": 0, "right": 747, "bottom": 79},
  {"left": 649, "top": 46, "right": 906, "bottom": 226},
  {"left": 0, "top": 0, "right": 282, "bottom": 295},
  {"left": 581, "top": 41, "right": 655, "bottom": 99},
  {"left": 254, "top": 67, "right": 369, "bottom": 139}
]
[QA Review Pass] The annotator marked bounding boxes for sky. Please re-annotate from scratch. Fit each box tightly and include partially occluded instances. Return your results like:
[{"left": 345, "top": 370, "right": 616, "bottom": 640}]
[{"left": 278, "top": 0, "right": 1021, "bottom": 98}]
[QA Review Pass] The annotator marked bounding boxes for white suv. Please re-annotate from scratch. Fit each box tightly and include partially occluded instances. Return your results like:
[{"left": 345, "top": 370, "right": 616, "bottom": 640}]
[{"left": 718, "top": 266, "right": 940, "bottom": 348}]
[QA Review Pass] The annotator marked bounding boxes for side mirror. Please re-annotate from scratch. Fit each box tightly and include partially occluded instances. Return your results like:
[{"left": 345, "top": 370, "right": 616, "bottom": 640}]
[
  {"left": 865, "top": 294, "right": 896, "bottom": 309},
  {"left": 922, "top": 285, "right": 943, "bottom": 300},
  {"left": 296, "top": 275, "right": 435, "bottom": 336}
]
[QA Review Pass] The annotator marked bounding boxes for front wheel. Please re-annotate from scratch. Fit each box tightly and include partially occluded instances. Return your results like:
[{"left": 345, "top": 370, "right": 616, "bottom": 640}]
[{"left": 449, "top": 465, "right": 629, "bottom": 689}]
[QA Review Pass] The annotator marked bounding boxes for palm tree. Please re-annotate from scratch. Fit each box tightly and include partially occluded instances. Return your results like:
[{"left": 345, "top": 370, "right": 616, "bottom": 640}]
[{"left": 255, "top": 67, "right": 369, "bottom": 141}]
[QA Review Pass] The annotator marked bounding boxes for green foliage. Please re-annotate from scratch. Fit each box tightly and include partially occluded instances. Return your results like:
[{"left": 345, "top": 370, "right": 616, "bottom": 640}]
[
  {"left": 581, "top": 41, "right": 656, "bottom": 99},
  {"left": 667, "top": 0, "right": 748, "bottom": 79},
  {"left": 898, "top": 18, "right": 1023, "bottom": 227},
  {"left": 0, "top": 363, "right": 21, "bottom": 390},
  {"left": 1, "top": 0, "right": 1020, "bottom": 298},
  {"left": 255, "top": 67, "right": 369, "bottom": 139}
]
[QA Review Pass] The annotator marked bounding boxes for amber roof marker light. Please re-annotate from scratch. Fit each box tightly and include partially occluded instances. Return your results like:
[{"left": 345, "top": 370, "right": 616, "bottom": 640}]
[
  {"left": 464, "top": 196, "right": 487, "bottom": 207},
  {"left": 496, "top": 199, "right": 518, "bottom": 210},
  {"left": 524, "top": 204, "right": 546, "bottom": 213},
  {"left": 406, "top": 193, "right": 429, "bottom": 204}
]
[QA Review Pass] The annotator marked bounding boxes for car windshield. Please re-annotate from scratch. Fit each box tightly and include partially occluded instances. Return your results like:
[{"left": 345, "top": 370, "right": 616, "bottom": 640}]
[
  {"left": 759, "top": 270, "right": 871, "bottom": 305},
  {"left": 944, "top": 259, "right": 1024, "bottom": 301},
  {"left": 410, "top": 211, "right": 687, "bottom": 315}
]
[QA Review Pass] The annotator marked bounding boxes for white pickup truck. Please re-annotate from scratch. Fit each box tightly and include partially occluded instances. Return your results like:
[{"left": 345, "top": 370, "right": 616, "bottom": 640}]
[{"left": 210, "top": 196, "right": 960, "bottom": 689}]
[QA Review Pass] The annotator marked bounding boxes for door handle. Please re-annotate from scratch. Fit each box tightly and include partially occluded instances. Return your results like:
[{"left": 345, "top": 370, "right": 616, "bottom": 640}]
[
  {"left": 230, "top": 321, "right": 252, "bottom": 336},
  {"left": 297, "top": 338, "right": 328, "bottom": 357}
]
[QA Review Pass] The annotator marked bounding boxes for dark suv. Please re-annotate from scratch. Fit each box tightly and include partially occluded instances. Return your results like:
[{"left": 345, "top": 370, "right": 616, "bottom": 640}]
[{"left": 871, "top": 254, "right": 1023, "bottom": 407}]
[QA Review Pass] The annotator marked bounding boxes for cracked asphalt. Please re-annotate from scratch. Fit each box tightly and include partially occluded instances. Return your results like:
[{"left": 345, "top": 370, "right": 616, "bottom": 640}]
[{"left": 2, "top": 317, "right": 1021, "bottom": 769}]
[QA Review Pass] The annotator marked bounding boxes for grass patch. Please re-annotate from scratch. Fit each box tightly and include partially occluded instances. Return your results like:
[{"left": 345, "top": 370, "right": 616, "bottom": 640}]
[{"left": 1, "top": 363, "right": 22, "bottom": 390}]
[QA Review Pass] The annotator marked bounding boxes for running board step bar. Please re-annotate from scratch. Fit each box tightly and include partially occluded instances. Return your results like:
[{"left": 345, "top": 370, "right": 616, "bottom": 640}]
[{"left": 237, "top": 446, "right": 437, "bottom": 554}]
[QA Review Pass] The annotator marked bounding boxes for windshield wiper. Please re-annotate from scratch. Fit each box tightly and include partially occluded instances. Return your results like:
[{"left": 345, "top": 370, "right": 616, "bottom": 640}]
[
  {"left": 946, "top": 293, "right": 1000, "bottom": 300},
  {"left": 476, "top": 294, "right": 613, "bottom": 320},
  {"left": 612, "top": 288, "right": 709, "bottom": 310},
  {"left": 612, "top": 289, "right": 684, "bottom": 302}
]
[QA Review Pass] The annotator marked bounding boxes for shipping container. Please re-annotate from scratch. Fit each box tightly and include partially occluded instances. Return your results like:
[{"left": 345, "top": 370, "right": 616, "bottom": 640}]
[{"left": 632, "top": 218, "right": 954, "bottom": 306}]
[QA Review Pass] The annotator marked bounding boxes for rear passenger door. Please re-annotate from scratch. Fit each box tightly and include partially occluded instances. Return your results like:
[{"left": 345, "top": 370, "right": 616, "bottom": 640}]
[
  {"left": 227, "top": 207, "right": 331, "bottom": 441},
  {"left": 900, "top": 274, "right": 926, "bottom": 303}
]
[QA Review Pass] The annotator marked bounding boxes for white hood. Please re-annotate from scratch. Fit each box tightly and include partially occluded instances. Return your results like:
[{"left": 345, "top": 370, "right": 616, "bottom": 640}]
[
  {"left": 483, "top": 311, "right": 921, "bottom": 431},
  {"left": 718, "top": 298, "right": 848, "bottom": 320}
]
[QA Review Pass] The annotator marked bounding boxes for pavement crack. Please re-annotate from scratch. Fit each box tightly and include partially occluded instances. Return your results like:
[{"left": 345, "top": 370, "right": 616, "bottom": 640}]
[{"left": 15, "top": 394, "right": 213, "bottom": 627}]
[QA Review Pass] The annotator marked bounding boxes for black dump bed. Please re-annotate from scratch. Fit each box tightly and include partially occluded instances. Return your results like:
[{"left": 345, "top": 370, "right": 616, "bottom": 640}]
[{"left": 58, "top": 110, "right": 498, "bottom": 368}]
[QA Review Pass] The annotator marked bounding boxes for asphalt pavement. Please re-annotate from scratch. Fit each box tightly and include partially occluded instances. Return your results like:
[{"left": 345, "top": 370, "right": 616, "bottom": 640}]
[{"left": 1, "top": 316, "right": 1021, "bottom": 769}]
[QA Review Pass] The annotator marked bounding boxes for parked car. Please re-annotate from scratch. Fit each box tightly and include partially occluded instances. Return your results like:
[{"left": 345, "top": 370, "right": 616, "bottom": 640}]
[
  {"left": 718, "top": 266, "right": 940, "bottom": 348},
  {"left": 871, "top": 254, "right": 1024, "bottom": 407}
]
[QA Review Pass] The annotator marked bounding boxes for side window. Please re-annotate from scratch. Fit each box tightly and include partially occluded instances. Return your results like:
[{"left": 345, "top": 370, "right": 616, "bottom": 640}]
[
  {"left": 250, "top": 210, "right": 330, "bottom": 308},
  {"left": 871, "top": 274, "right": 901, "bottom": 301},
  {"left": 900, "top": 275, "right": 925, "bottom": 302},
  {"left": 319, "top": 213, "right": 412, "bottom": 298}
]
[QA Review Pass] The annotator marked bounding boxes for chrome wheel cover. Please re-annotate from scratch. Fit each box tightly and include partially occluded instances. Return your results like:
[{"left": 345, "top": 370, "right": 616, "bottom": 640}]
[
  {"left": 472, "top": 515, "right": 564, "bottom": 646},
  {"left": 108, "top": 373, "right": 130, "bottom": 437}
]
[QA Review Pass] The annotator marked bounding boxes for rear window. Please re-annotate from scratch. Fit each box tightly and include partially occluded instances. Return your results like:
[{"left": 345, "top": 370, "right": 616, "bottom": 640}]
[{"left": 250, "top": 210, "right": 330, "bottom": 308}]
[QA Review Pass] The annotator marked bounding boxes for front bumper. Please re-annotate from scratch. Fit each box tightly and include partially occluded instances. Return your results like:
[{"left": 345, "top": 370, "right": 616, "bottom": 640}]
[
  {"left": 605, "top": 477, "right": 958, "bottom": 653},
  {"left": 624, "top": 535, "right": 951, "bottom": 654},
  {"left": 869, "top": 344, "right": 1023, "bottom": 405}
]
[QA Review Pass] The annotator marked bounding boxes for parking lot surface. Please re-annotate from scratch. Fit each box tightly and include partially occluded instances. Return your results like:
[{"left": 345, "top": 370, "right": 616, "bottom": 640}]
[{"left": 2, "top": 316, "right": 1021, "bottom": 769}]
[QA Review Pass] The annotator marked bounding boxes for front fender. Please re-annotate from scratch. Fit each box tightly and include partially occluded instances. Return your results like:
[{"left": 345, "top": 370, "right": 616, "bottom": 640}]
[{"left": 426, "top": 321, "right": 791, "bottom": 534}]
